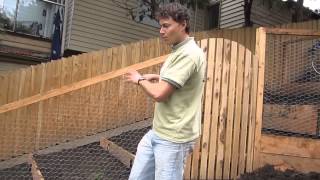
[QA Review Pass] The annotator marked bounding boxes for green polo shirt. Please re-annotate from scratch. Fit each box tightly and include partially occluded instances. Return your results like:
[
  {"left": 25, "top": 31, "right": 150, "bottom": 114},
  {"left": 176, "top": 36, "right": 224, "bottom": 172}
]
[{"left": 153, "top": 37, "right": 206, "bottom": 143}]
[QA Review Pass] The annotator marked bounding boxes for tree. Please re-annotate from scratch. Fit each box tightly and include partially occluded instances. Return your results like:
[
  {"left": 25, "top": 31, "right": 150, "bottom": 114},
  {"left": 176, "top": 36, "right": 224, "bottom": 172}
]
[
  {"left": 294, "top": 0, "right": 304, "bottom": 22},
  {"left": 112, "top": 0, "right": 209, "bottom": 24}
]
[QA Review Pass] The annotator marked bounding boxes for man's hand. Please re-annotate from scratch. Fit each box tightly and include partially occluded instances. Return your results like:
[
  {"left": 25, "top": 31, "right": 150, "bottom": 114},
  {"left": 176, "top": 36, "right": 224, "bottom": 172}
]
[
  {"left": 124, "top": 70, "right": 142, "bottom": 85},
  {"left": 124, "top": 70, "right": 175, "bottom": 102},
  {"left": 142, "top": 74, "right": 160, "bottom": 81}
]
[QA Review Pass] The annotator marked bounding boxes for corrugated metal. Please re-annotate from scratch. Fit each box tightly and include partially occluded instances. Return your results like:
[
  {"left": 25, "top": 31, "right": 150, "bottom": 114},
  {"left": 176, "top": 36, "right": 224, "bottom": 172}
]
[
  {"left": 65, "top": 0, "right": 208, "bottom": 52},
  {"left": 220, "top": 0, "right": 245, "bottom": 29},
  {"left": 251, "top": 0, "right": 292, "bottom": 27}
]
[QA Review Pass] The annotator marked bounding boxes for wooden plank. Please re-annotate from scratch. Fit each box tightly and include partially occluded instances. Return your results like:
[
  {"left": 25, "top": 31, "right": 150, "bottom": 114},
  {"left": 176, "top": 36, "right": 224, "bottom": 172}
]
[
  {"left": 5, "top": 70, "right": 21, "bottom": 158},
  {"left": 230, "top": 44, "right": 245, "bottom": 178},
  {"left": 112, "top": 46, "right": 122, "bottom": 128},
  {"left": 199, "top": 38, "right": 215, "bottom": 180},
  {"left": 207, "top": 38, "right": 223, "bottom": 179},
  {"left": 59, "top": 58, "right": 73, "bottom": 142},
  {"left": 260, "top": 152, "right": 320, "bottom": 173},
  {"left": 93, "top": 50, "right": 106, "bottom": 132},
  {"left": 265, "top": 28, "right": 320, "bottom": 36},
  {"left": 194, "top": 39, "right": 211, "bottom": 179},
  {"left": 44, "top": 60, "right": 62, "bottom": 147},
  {"left": 29, "top": 154, "right": 45, "bottom": 180},
  {"left": 15, "top": 68, "right": 33, "bottom": 156},
  {"left": 29, "top": 65, "right": 43, "bottom": 153},
  {"left": 132, "top": 42, "right": 142, "bottom": 123},
  {"left": 0, "top": 73, "right": 9, "bottom": 160},
  {"left": 246, "top": 54, "right": 259, "bottom": 172},
  {"left": 100, "top": 137, "right": 135, "bottom": 168},
  {"left": 54, "top": 58, "right": 65, "bottom": 143},
  {"left": 99, "top": 48, "right": 110, "bottom": 130},
  {"left": 79, "top": 53, "right": 92, "bottom": 137},
  {"left": 13, "top": 69, "right": 26, "bottom": 156},
  {"left": 238, "top": 49, "right": 252, "bottom": 174},
  {"left": 253, "top": 27, "right": 267, "bottom": 170},
  {"left": 117, "top": 45, "right": 127, "bottom": 127},
  {"left": 216, "top": 39, "right": 231, "bottom": 179},
  {"left": 223, "top": 41, "right": 238, "bottom": 179},
  {"left": 0, "top": 54, "right": 168, "bottom": 114},
  {"left": 89, "top": 50, "right": 104, "bottom": 133},
  {"left": 0, "top": 73, "right": 9, "bottom": 106},
  {"left": 123, "top": 44, "right": 133, "bottom": 124},
  {"left": 263, "top": 105, "right": 318, "bottom": 135},
  {"left": 261, "top": 134, "right": 320, "bottom": 159},
  {"left": 35, "top": 64, "right": 46, "bottom": 150},
  {"left": 138, "top": 40, "right": 151, "bottom": 121}
]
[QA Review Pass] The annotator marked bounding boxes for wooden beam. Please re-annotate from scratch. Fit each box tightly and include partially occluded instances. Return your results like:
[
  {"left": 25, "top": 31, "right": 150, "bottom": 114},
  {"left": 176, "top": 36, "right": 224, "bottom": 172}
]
[
  {"left": 261, "top": 134, "right": 320, "bottom": 159},
  {"left": 0, "top": 55, "right": 168, "bottom": 114},
  {"left": 100, "top": 137, "right": 135, "bottom": 168},
  {"left": 28, "top": 154, "right": 45, "bottom": 180},
  {"left": 265, "top": 28, "right": 320, "bottom": 36},
  {"left": 260, "top": 152, "right": 320, "bottom": 173},
  {"left": 253, "top": 27, "right": 267, "bottom": 170}
]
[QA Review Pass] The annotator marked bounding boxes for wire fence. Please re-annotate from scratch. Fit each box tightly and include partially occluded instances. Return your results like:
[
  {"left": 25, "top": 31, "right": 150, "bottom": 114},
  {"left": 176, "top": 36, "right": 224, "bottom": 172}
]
[{"left": 263, "top": 33, "right": 320, "bottom": 138}]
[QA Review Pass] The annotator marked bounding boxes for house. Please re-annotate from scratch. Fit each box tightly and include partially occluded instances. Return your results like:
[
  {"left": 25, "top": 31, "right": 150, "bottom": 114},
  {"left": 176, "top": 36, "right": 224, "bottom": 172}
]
[
  {"left": 62, "top": 0, "right": 209, "bottom": 55},
  {"left": 0, "top": 0, "right": 318, "bottom": 72},
  {"left": 0, "top": 0, "right": 65, "bottom": 73},
  {"left": 210, "top": 0, "right": 319, "bottom": 29}
]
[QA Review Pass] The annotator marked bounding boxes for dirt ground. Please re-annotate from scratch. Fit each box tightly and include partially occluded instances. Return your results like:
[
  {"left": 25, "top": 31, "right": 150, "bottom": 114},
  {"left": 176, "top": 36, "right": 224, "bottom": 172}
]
[{"left": 239, "top": 164, "right": 320, "bottom": 180}]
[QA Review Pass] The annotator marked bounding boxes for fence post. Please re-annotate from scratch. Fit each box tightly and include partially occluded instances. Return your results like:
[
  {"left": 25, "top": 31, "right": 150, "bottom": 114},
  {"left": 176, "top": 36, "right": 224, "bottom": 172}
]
[{"left": 253, "top": 27, "right": 267, "bottom": 170}]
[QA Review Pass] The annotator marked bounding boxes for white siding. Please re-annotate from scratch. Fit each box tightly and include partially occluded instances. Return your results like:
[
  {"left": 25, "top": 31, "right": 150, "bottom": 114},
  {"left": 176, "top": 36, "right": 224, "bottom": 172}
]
[
  {"left": 220, "top": 0, "right": 245, "bottom": 29},
  {"left": 64, "top": 0, "right": 74, "bottom": 50},
  {"left": 251, "top": 0, "right": 292, "bottom": 27},
  {"left": 64, "top": 0, "right": 208, "bottom": 52}
]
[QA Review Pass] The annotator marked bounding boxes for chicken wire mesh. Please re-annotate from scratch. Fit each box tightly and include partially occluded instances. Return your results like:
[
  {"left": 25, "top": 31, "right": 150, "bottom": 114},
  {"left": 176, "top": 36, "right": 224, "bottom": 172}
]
[
  {"left": 0, "top": 70, "right": 155, "bottom": 179},
  {"left": 263, "top": 33, "right": 320, "bottom": 138}
]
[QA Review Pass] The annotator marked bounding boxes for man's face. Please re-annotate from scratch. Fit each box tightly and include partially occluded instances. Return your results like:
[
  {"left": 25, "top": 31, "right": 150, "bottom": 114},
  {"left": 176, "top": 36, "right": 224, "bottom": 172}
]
[{"left": 159, "top": 17, "right": 186, "bottom": 45}]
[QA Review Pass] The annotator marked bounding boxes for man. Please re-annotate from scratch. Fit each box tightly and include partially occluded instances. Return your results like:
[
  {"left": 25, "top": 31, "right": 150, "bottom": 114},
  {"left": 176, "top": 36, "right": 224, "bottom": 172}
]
[{"left": 125, "top": 2, "right": 206, "bottom": 180}]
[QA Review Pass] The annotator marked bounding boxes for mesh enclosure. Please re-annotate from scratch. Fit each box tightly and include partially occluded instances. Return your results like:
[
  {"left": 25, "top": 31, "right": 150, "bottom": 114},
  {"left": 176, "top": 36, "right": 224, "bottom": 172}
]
[
  {"left": 0, "top": 65, "right": 156, "bottom": 179},
  {"left": 263, "top": 33, "right": 320, "bottom": 138},
  {"left": 108, "top": 126, "right": 151, "bottom": 155},
  {"left": 33, "top": 143, "right": 131, "bottom": 180}
]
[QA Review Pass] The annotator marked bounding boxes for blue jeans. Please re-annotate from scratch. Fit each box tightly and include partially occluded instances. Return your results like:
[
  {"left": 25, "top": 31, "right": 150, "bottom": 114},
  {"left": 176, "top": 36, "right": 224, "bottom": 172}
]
[{"left": 128, "top": 129, "right": 196, "bottom": 180}]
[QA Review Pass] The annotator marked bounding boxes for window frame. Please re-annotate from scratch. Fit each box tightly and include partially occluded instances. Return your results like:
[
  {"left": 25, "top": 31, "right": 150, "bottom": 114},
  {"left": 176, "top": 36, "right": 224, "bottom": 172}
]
[{"left": 1, "top": 0, "right": 65, "bottom": 40}]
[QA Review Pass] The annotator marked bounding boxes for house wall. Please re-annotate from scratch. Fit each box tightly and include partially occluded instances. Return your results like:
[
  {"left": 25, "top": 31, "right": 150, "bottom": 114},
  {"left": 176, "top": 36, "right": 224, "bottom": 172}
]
[
  {"left": 64, "top": 0, "right": 208, "bottom": 52},
  {"left": 251, "top": 0, "right": 292, "bottom": 27},
  {"left": 219, "top": 0, "right": 245, "bottom": 29}
]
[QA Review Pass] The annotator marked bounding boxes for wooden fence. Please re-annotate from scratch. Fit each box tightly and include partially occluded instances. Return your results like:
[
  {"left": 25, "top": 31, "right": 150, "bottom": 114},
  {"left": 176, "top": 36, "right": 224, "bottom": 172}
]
[
  {"left": 258, "top": 28, "right": 320, "bottom": 173},
  {"left": 182, "top": 32, "right": 264, "bottom": 179},
  {"left": 0, "top": 38, "right": 173, "bottom": 161},
  {"left": 0, "top": 19, "right": 320, "bottom": 178}
]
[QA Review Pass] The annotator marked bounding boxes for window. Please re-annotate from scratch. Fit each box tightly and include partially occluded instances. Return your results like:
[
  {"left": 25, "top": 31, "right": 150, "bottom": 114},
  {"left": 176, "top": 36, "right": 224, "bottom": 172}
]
[
  {"left": 0, "top": 0, "right": 64, "bottom": 39},
  {"left": 0, "top": 0, "right": 17, "bottom": 30}
]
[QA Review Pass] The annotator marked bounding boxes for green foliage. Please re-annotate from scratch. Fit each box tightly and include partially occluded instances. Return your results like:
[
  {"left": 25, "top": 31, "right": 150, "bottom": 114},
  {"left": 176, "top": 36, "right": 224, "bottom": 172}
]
[{"left": 112, "top": 0, "right": 210, "bottom": 23}]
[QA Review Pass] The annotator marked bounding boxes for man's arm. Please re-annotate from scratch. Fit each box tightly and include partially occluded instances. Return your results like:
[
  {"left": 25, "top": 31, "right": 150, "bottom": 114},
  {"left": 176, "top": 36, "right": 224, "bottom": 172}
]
[
  {"left": 142, "top": 74, "right": 160, "bottom": 82},
  {"left": 125, "top": 70, "right": 175, "bottom": 102},
  {"left": 139, "top": 79, "right": 175, "bottom": 102}
]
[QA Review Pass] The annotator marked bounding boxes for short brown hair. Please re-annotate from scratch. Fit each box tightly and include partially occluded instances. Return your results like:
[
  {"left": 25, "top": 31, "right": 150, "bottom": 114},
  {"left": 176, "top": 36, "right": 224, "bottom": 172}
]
[{"left": 156, "top": 2, "right": 191, "bottom": 34}]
